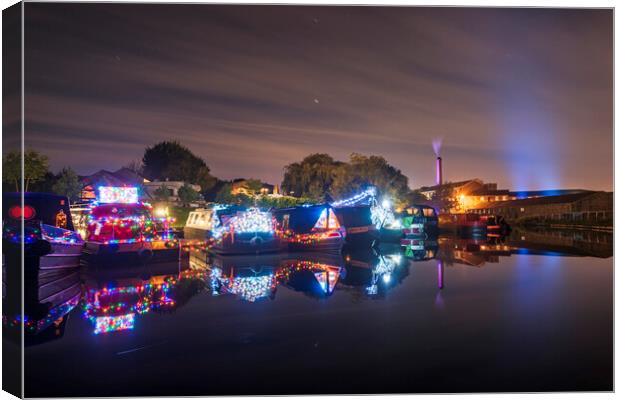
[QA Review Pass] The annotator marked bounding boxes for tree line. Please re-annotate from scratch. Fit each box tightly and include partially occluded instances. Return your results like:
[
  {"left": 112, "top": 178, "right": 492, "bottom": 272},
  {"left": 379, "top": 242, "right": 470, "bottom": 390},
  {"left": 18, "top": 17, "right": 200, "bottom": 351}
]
[{"left": 3, "top": 141, "right": 427, "bottom": 207}]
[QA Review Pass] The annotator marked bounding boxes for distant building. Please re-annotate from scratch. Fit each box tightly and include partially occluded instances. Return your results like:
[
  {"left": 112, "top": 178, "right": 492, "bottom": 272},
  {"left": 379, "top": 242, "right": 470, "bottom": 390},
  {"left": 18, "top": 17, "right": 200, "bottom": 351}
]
[
  {"left": 419, "top": 179, "right": 487, "bottom": 201},
  {"left": 230, "top": 179, "right": 281, "bottom": 197},
  {"left": 418, "top": 179, "right": 498, "bottom": 212},
  {"left": 142, "top": 180, "right": 202, "bottom": 203},
  {"left": 460, "top": 188, "right": 591, "bottom": 211},
  {"left": 469, "top": 191, "right": 613, "bottom": 225}
]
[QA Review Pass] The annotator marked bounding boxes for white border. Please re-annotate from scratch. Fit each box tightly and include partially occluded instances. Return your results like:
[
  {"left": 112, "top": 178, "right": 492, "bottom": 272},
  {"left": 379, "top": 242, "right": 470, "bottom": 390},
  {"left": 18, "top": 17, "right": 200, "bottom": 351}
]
[{"left": 0, "top": 1, "right": 615, "bottom": 400}]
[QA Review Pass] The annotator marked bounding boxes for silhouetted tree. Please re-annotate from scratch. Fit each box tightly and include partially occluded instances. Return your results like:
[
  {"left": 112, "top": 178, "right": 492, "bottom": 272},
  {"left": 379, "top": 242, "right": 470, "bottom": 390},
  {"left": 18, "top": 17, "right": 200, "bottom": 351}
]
[
  {"left": 3, "top": 150, "right": 49, "bottom": 192},
  {"left": 142, "top": 141, "right": 217, "bottom": 192},
  {"left": 52, "top": 167, "right": 82, "bottom": 202}
]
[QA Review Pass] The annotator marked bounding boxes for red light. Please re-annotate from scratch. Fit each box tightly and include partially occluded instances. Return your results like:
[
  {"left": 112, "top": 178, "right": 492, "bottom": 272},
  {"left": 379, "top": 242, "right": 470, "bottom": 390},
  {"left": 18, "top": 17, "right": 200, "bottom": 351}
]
[
  {"left": 23, "top": 206, "right": 35, "bottom": 219},
  {"left": 8, "top": 205, "right": 36, "bottom": 220},
  {"left": 8, "top": 206, "right": 21, "bottom": 219}
]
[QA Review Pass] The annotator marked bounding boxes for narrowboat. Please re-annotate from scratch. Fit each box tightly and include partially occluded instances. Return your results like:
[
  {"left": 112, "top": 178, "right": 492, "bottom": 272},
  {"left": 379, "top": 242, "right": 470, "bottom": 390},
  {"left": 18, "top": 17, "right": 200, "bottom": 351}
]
[
  {"left": 81, "top": 186, "right": 179, "bottom": 265},
  {"left": 3, "top": 193, "right": 84, "bottom": 274},
  {"left": 333, "top": 205, "right": 380, "bottom": 246},
  {"left": 183, "top": 204, "right": 242, "bottom": 240},
  {"left": 184, "top": 208, "right": 215, "bottom": 240},
  {"left": 274, "top": 204, "right": 346, "bottom": 253},
  {"left": 438, "top": 213, "right": 486, "bottom": 236},
  {"left": 210, "top": 208, "right": 284, "bottom": 255},
  {"left": 438, "top": 213, "right": 510, "bottom": 237},
  {"left": 372, "top": 200, "right": 404, "bottom": 243},
  {"left": 401, "top": 205, "right": 439, "bottom": 239}
]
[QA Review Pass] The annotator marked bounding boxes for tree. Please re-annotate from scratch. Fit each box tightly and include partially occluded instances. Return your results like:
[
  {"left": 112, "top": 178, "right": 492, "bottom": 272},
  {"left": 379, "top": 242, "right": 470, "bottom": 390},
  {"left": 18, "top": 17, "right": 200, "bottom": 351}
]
[
  {"left": 244, "top": 179, "right": 264, "bottom": 196},
  {"left": 124, "top": 160, "right": 144, "bottom": 176},
  {"left": 153, "top": 184, "right": 171, "bottom": 202},
  {"left": 142, "top": 141, "right": 217, "bottom": 191},
  {"left": 281, "top": 154, "right": 342, "bottom": 201},
  {"left": 52, "top": 167, "right": 82, "bottom": 202},
  {"left": 428, "top": 182, "right": 458, "bottom": 213},
  {"left": 330, "top": 153, "right": 410, "bottom": 206},
  {"left": 3, "top": 150, "right": 49, "bottom": 192},
  {"left": 177, "top": 183, "right": 200, "bottom": 206},
  {"left": 214, "top": 183, "right": 253, "bottom": 206}
]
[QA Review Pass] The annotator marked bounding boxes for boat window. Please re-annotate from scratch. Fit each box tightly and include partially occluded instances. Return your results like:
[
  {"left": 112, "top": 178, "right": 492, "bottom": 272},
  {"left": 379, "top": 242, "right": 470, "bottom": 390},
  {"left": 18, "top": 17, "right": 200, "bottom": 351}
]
[
  {"left": 423, "top": 208, "right": 435, "bottom": 217},
  {"left": 282, "top": 214, "right": 290, "bottom": 230}
]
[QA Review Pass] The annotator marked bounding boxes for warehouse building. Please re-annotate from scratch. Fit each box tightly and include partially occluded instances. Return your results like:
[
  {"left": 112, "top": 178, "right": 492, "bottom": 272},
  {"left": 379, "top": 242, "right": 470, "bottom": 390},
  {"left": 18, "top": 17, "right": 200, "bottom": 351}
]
[{"left": 468, "top": 191, "right": 613, "bottom": 225}]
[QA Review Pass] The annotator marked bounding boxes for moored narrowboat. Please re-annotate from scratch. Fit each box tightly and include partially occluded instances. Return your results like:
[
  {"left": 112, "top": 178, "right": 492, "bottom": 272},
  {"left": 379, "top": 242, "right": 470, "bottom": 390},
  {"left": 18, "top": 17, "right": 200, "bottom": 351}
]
[
  {"left": 438, "top": 213, "right": 483, "bottom": 236},
  {"left": 3, "top": 193, "right": 84, "bottom": 274},
  {"left": 183, "top": 204, "right": 244, "bottom": 241},
  {"left": 210, "top": 208, "right": 284, "bottom": 255},
  {"left": 401, "top": 205, "right": 439, "bottom": 238},
  {"left": 333, "top": 205, "right": 379, "bottom": 246},
  {"left": 81, "top": 186, "right": 178, "bottom": 265},
  {"left": 274, "top": 204, "right": 345, "bottom": 253}
]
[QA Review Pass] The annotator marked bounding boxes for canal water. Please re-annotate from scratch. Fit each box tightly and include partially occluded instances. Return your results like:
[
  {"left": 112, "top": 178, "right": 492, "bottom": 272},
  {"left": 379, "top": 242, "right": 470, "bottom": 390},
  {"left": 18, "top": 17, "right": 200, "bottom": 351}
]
[{"left": 7, "top": 229, "right": 613, "bottom": 396}]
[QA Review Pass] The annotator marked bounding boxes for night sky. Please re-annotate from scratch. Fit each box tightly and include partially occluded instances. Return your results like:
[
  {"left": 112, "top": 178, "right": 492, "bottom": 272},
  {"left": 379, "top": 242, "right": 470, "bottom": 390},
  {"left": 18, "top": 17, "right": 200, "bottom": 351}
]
[{"left": 23, "top": 4, "right": 612, "bottom": 190}]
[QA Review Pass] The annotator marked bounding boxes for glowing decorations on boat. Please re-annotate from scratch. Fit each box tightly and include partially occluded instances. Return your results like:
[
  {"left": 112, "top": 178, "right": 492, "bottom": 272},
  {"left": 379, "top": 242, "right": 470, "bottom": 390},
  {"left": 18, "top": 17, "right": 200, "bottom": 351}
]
[
  {"left": 55, "top": 209, "right": 68, "bottom": 229},
  {"left": 212, "top": 208, "right": 276, "bottom": 240},
  {"left": 97, "top": 186, "right": 139, "bottom": 204},
  {"left": 331, "top": 187, "right": 377, "bottom": 207},
  {"left": 313, "top": 208, "right": 341, "bottom": 230}
]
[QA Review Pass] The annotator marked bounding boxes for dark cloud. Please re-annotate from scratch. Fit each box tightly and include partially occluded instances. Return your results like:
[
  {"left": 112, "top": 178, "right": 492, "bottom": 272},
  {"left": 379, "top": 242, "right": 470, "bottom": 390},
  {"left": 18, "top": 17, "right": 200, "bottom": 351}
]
[{"left": 24, "top": 4, "right": 612, "bottom": 190}]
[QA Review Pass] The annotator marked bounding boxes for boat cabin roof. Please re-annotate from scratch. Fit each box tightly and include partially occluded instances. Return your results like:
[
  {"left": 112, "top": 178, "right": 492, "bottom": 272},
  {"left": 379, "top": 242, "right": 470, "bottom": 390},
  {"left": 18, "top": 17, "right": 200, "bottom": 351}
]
[
  {"left": 3, "top": 192, "right": 75, "bottom": 230},
  {"left": 273, "top": 204, "right": 334, "bottom": 233}
]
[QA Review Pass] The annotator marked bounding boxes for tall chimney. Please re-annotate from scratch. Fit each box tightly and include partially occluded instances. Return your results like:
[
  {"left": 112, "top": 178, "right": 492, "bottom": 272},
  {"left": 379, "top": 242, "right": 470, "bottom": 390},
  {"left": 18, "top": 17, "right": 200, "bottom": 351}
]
[{"left": 436, "top": 156, "right": 443, "bottom": 186}]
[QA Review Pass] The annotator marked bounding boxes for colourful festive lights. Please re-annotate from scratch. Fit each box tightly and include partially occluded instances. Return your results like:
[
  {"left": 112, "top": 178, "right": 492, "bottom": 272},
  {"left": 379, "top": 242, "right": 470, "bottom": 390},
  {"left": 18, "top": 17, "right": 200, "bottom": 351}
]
[
  {"left": 97, "top": 186, "right": 139, "bottom": 204},
  {"left": 331, "top": 187, "right": 377, "bottom": 207},
  {"left": 212, "top": 208, "right": 276, "bottom": 241}
]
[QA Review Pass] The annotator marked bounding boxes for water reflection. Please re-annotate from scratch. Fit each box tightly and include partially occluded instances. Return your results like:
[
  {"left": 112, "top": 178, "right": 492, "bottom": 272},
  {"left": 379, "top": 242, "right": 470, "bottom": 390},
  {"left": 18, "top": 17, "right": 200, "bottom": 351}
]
[
  {"left": 79, "top": 262, "right": 208, "bottom": 334},
  {"left": 9, "top": 227, "right": 612, "bottom": 395},
  {"left": 5, "top": 227, "right": 612, "bottom": 340},
  {"left": 3, "top": 267, "right": 81, "bottom": 345}
]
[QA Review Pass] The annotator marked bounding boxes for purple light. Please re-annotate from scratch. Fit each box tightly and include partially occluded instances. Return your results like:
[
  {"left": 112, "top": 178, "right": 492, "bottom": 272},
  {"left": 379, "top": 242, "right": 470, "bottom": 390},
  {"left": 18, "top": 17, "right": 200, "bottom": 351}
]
[{"left": 437, "top": 259, "right": 444, "bottom": 289}]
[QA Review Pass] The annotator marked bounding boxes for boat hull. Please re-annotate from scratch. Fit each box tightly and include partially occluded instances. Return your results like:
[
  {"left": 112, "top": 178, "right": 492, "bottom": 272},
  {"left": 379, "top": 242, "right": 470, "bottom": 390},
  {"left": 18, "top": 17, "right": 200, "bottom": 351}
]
[
  {"left": 81, "top": 241, "right": 179, "bottom": 266},
  {"left": 3, "top": 240, "right": 82, "bottom": 275},
  {"left": 287, "top": 237, "right": 344, "bottom": 253}
]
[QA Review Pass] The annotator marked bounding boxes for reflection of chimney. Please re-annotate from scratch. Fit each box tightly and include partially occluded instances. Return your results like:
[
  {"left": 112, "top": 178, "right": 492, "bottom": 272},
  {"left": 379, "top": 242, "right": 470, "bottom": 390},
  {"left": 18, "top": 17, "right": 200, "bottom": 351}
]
[
  {"left": 437, "top": 259, "right": 444, "bottom": 289},
  {"left": 436, "top": 157, "right": 443, "bottom": 186}
]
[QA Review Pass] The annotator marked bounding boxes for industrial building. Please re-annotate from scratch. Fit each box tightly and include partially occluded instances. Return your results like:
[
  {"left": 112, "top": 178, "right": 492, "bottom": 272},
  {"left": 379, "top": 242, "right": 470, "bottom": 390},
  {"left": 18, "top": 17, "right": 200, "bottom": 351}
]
[{"left": 468, "top": 191, "right": 613, "bottom": 226}]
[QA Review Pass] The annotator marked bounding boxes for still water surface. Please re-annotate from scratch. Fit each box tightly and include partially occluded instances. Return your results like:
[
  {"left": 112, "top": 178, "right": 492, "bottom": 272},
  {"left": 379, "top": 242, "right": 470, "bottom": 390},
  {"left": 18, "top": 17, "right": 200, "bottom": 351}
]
[{"left": 9, "top": 230, "right": 613, "bottom": 396}]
